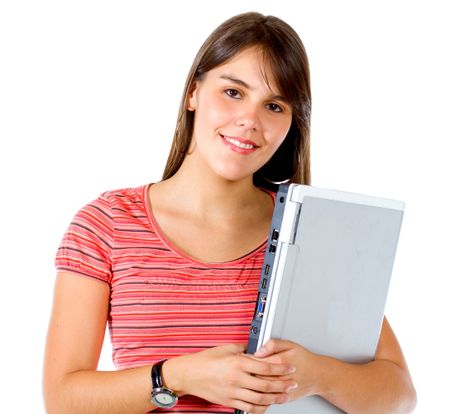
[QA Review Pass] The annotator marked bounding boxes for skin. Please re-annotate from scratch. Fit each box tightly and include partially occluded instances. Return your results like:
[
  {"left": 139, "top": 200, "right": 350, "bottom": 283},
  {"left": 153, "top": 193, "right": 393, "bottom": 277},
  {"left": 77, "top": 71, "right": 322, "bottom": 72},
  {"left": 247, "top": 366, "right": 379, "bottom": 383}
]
[
  {"left": 185, "top": 46, "right": 293, "bottom": 185},
  {"left": 43, "top": 46, "right": 416, "bottom": 414}
]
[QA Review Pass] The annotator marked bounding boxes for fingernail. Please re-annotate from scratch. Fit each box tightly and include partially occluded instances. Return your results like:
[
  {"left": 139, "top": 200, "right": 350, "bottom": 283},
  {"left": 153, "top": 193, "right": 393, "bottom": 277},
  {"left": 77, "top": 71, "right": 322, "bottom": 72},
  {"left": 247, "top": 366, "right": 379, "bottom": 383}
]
[{"left": 287, "top": 383, "right": 298, "bottom": 391}]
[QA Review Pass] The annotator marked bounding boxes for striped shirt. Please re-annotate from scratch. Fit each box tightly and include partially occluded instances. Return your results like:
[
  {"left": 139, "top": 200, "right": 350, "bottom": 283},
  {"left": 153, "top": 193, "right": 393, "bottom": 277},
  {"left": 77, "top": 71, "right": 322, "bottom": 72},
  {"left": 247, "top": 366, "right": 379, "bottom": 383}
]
[{"left": 55, "top": 183, "right": 274, "bottom": 413}]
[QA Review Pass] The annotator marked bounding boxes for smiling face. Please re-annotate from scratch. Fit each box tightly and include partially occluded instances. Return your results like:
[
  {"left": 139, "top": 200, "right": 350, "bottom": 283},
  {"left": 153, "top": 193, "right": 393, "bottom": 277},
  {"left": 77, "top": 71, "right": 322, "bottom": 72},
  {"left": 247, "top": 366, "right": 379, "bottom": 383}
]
[{"left": 186, "top": 46, "right": 293, "bottom": 183}]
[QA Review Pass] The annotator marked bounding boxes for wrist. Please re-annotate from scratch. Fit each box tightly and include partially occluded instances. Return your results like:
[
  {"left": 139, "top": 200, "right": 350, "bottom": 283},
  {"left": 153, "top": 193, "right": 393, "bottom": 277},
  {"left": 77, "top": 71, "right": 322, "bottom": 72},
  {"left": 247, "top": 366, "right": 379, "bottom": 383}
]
[
  {"left": 161, "top": 355, "right": 189, "bottom": 398},
  {"left": 313, "top": 354, "right": 344, "bottom": 400}
]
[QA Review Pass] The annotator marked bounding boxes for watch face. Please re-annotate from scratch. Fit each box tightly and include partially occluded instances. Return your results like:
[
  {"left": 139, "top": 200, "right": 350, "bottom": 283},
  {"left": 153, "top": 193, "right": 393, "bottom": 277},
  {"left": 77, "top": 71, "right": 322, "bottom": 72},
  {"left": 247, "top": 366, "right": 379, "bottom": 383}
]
[{"left": 152, "top": 389, "right": 177, "bottom": 408}]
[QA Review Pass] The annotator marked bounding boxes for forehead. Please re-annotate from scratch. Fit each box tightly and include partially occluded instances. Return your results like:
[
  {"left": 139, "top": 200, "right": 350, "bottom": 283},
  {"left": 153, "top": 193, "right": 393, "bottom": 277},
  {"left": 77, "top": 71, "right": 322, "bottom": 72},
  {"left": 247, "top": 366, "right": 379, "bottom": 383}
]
[{"left": 207, "top": 46, "right": 281, "bottom": 94}]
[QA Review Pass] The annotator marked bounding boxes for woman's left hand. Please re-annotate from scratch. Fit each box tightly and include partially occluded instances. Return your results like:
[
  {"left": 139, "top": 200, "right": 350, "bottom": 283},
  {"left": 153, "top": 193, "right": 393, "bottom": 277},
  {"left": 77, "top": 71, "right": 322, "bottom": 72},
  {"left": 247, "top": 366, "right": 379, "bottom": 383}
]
[
  {"left": 248, "top": 339, "right": 325, "bottom": 403},
  {"left": 245, "top": 320, "right": 417, "bottom": 413}
]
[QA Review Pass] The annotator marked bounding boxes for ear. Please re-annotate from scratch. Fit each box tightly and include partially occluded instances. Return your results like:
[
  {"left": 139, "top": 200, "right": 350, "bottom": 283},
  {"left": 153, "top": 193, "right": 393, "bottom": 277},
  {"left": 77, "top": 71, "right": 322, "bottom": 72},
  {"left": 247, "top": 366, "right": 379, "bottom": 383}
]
[{"left": 187, "top": 81, "right": 198, "bottom": 111}]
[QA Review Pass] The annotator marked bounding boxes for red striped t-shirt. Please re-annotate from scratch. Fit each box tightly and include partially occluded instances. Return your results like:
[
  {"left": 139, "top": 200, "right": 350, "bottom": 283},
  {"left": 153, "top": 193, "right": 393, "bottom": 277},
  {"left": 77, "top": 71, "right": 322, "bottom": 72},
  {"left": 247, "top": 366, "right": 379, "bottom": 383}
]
[{"left": 55, "top": 183, "right": 274, "bottom": 413}]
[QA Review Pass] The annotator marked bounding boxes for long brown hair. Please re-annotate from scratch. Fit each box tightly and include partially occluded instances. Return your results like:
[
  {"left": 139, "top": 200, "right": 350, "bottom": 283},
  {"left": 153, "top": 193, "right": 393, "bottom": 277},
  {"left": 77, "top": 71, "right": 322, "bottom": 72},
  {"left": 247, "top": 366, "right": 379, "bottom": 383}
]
[{"left": 162, "top": 12, "right": 311, "bottom": 191}]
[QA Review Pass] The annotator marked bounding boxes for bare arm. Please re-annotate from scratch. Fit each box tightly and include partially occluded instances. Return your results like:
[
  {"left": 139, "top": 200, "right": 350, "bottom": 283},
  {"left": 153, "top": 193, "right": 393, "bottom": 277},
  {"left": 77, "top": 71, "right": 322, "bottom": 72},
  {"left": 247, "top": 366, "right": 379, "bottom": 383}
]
[
  {"left": 43, "top": 272, "right": 297, "bottom": 414},
  {"left": 253, "top": 318, "right": 417, "bottom": 413},
  {"left": 43, "top": 272, "right": 156, "bottom": 413},
  {"left": 317, "top": 318, "right": 417, "bottom": 413}
]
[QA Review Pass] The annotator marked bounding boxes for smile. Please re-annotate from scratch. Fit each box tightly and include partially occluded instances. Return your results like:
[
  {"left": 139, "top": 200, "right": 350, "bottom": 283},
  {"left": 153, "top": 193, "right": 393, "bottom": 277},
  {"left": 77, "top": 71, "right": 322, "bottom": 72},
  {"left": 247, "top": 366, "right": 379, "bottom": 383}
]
[
  {"left": 221, "top": 135, "right": 256, "bottom": 150},
  {"left": 225, "top": 137, "right": 254, "bottom": 149},
  {"left": 221, "top": 135, "right": 258, "bottom": 155}
]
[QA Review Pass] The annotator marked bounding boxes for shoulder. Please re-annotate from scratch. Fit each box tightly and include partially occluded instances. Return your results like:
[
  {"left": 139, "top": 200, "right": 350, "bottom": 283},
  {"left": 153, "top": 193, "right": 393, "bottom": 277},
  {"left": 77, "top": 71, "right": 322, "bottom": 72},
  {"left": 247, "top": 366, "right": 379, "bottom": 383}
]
[
  {"left": 67, "top": 184, "right": 150, "bottom": 235},
  {"left": 86, "top": 184, "right": 149, "bottom": 216},
  {"left": 97, "top": 184, "right": 148, "bottom": 205}
]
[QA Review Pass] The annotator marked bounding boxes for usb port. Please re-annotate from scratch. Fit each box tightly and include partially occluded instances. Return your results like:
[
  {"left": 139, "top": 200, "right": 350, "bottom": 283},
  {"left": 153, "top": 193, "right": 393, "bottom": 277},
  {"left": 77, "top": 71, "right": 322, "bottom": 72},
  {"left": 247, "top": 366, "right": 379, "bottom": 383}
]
[
  {"left": 271, "top": 228, "right": 279, "bottom": 241},
  {"left": 264, "top": 264, "right": 270, "bottom": 275},
  {"left": 269, "top": 244, "right": 276, "bottom": 254},
  {"left": 262, "top": 278, "right": 268, "bottom": 289}
]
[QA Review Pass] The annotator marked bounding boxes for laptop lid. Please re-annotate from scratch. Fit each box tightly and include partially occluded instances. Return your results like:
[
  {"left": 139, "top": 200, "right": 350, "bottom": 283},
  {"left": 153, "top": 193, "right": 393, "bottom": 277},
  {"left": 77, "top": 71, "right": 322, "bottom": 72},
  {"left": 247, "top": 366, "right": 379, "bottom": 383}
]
[{"left": 240, "top": 184, "right": 404, "bottom": 414}]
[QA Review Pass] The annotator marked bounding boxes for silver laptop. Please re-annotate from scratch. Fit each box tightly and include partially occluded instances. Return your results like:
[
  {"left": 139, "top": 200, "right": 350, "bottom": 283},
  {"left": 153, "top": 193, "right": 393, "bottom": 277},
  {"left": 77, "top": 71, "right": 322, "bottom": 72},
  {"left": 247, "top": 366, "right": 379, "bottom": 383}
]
[{"left": 238, "top": 184, "right": 404, "bottom": 414}]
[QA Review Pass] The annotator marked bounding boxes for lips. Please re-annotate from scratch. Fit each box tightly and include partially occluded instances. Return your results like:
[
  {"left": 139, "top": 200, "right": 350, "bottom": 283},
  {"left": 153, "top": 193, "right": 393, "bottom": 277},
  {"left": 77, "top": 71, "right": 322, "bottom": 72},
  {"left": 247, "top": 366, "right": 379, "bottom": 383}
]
[
  {"left": 219, "top": 133, "right": 259, "bottom": 155},
  {"left": 220, "top": 134, "right": 258, "bottom": 150}
]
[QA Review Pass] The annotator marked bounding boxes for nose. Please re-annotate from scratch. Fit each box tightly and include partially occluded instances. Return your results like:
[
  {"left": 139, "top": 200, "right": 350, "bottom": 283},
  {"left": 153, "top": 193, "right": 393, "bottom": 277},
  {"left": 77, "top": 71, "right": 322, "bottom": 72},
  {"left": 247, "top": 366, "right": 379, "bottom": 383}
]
[{"left": 234, "top": 105, "right": 261, "bottom": 130}]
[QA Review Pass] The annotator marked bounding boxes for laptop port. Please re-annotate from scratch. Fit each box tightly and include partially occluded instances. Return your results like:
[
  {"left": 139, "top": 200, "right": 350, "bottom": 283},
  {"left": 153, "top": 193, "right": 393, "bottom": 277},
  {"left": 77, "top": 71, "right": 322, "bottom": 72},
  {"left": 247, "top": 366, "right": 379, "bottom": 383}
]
[
  {"left": 262, "top": 278, "right": 268, "bottom": 289},
  {"left": 269, "top": 244, "right": 276, "bottom": 254},
  {"left": 271, "top": 228, "right": 279, "bottom": 241},
  {"left": 264, "top": 264, "right": 270, "bottom": 275},
  {"left": 257, "top": 295, "right": 267, "bottom": 318}
]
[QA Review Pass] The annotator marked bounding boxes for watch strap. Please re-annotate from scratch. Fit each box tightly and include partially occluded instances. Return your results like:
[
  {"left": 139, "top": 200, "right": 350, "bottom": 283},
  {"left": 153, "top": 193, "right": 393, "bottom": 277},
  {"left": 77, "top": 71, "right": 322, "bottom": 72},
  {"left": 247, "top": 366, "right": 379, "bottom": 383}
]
[{"left": 151, "top": 359, "right": 167, "bottom": 389}]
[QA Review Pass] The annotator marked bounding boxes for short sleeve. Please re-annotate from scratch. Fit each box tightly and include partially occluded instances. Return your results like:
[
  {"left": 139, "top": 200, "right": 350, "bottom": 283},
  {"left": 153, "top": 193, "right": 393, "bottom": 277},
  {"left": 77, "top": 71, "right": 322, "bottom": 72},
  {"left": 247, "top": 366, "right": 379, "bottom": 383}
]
[{"left": 55, "top": 193, "right": 114, "bottom": 284}]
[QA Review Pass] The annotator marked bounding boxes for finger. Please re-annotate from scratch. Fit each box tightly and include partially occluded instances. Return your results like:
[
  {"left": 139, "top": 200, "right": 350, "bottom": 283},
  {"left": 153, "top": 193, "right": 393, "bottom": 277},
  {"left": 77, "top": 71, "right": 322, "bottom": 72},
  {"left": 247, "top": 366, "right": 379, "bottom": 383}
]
[
  {"left": 239, "top": 372, "right": 298, "bottom": 394},
  {"left": 253, "top": 374, "right": 313, "bottom": 401},
  {"left": 253, "top": 373, "right": 292, "bottom": 381},
  {"left": 239, "top": 354, "right": 296, "bottom": 376},
  {"left": 230, "top": 399, "right": 269, "bottom": 414},
  {"left": 254, "top": 339, "right": 297, "bottom": 357},
  {"left": 234, "top": 386, "right": 290, "bottom": 408}
]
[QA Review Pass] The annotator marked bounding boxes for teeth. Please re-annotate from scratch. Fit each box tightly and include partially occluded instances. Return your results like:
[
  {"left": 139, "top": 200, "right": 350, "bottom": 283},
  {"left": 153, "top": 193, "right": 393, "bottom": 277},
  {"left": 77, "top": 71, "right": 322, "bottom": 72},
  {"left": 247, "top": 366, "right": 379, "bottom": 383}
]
[{"left": 223, "top": 136, "right": 255, "bottom": 149}]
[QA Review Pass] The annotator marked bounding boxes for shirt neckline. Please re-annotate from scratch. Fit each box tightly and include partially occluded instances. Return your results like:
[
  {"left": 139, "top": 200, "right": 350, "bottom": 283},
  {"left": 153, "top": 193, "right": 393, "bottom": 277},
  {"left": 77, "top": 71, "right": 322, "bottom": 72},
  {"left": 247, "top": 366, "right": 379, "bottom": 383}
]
[{"left": 142, "top": 182, "right": 275, "bottom": 266}]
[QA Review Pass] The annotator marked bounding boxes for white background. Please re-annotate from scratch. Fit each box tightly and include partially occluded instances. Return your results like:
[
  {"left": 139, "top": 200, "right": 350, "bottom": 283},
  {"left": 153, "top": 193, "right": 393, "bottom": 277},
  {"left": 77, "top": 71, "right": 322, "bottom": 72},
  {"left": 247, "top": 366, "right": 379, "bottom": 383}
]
[{"left": 1, "top": 1, "right": 448, "bottom": 412}]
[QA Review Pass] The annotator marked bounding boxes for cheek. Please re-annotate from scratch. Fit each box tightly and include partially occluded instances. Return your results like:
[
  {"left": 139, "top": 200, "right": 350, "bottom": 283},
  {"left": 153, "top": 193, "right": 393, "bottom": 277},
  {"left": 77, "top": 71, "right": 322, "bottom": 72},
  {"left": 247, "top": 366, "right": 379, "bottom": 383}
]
[
  {"left": 197, "top": 94, "right": 233, "bottom": 128},
  {"left": 268, "top": 118, "right": 292, "bottom": 149},
  {"left": 279, "top": 117, "right": 293, "bottom": 138}
]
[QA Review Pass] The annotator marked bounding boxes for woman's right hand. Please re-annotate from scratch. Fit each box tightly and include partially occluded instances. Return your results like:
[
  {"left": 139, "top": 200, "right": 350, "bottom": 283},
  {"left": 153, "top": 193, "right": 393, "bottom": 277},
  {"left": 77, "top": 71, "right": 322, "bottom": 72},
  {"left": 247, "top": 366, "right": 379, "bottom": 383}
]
[{"left": 163, "top": 343, "right": 298, "bottom": 413}]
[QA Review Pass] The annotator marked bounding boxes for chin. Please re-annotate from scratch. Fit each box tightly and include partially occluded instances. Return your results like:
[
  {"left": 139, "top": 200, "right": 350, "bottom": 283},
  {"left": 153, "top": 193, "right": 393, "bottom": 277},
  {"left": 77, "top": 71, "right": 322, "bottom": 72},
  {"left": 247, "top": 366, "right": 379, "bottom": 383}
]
[
  {"left": 209, "top": 159, "right": 259, "bottom": 183},
  {"left": 216, "top": 171, "right": 254, "bottom": 183}
]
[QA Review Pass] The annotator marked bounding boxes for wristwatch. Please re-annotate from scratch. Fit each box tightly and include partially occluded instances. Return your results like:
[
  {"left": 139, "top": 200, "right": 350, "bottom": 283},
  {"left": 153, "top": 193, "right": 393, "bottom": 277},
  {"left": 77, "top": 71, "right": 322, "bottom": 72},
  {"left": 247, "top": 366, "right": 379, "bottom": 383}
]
[{"left": 150, "top": 359, "right": 178, "bottom": 408}]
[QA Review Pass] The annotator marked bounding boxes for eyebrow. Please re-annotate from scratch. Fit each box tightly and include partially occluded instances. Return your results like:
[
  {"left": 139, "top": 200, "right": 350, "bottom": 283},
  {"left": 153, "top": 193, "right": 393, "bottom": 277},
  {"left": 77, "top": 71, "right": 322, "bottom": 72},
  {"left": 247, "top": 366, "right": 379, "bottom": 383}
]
[
  {"left": 219, "top": 74, "right": 289, "bottom": 103},
  {"left": 219, "top": 75, "right": 249, "bottom": 88}
]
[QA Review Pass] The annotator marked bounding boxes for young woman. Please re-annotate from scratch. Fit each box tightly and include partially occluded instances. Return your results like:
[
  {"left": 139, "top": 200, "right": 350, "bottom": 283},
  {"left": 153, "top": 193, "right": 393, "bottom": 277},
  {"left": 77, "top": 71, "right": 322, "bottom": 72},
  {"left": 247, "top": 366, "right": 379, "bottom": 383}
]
[{"left": 43, "top": 12, "right": 416, "bottom": 414}]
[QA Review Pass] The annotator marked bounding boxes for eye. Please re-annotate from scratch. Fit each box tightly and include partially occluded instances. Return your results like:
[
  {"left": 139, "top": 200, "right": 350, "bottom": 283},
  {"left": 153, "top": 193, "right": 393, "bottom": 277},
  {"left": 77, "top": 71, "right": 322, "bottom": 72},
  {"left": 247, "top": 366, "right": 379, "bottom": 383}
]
[
  {"left": 266, "top": 103, "right": 283, "bottom": 113},
  {"left": 225, "top": 88, "right": 242, "bottom": 99}
]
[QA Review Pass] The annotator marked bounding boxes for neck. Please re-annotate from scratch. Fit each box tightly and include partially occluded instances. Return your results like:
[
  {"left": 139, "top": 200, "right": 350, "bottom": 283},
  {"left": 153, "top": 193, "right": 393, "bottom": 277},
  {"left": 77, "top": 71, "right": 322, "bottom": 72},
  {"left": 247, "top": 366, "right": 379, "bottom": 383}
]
[{"left": 157, "top": 151, "right": 267, "bottom": 221}]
